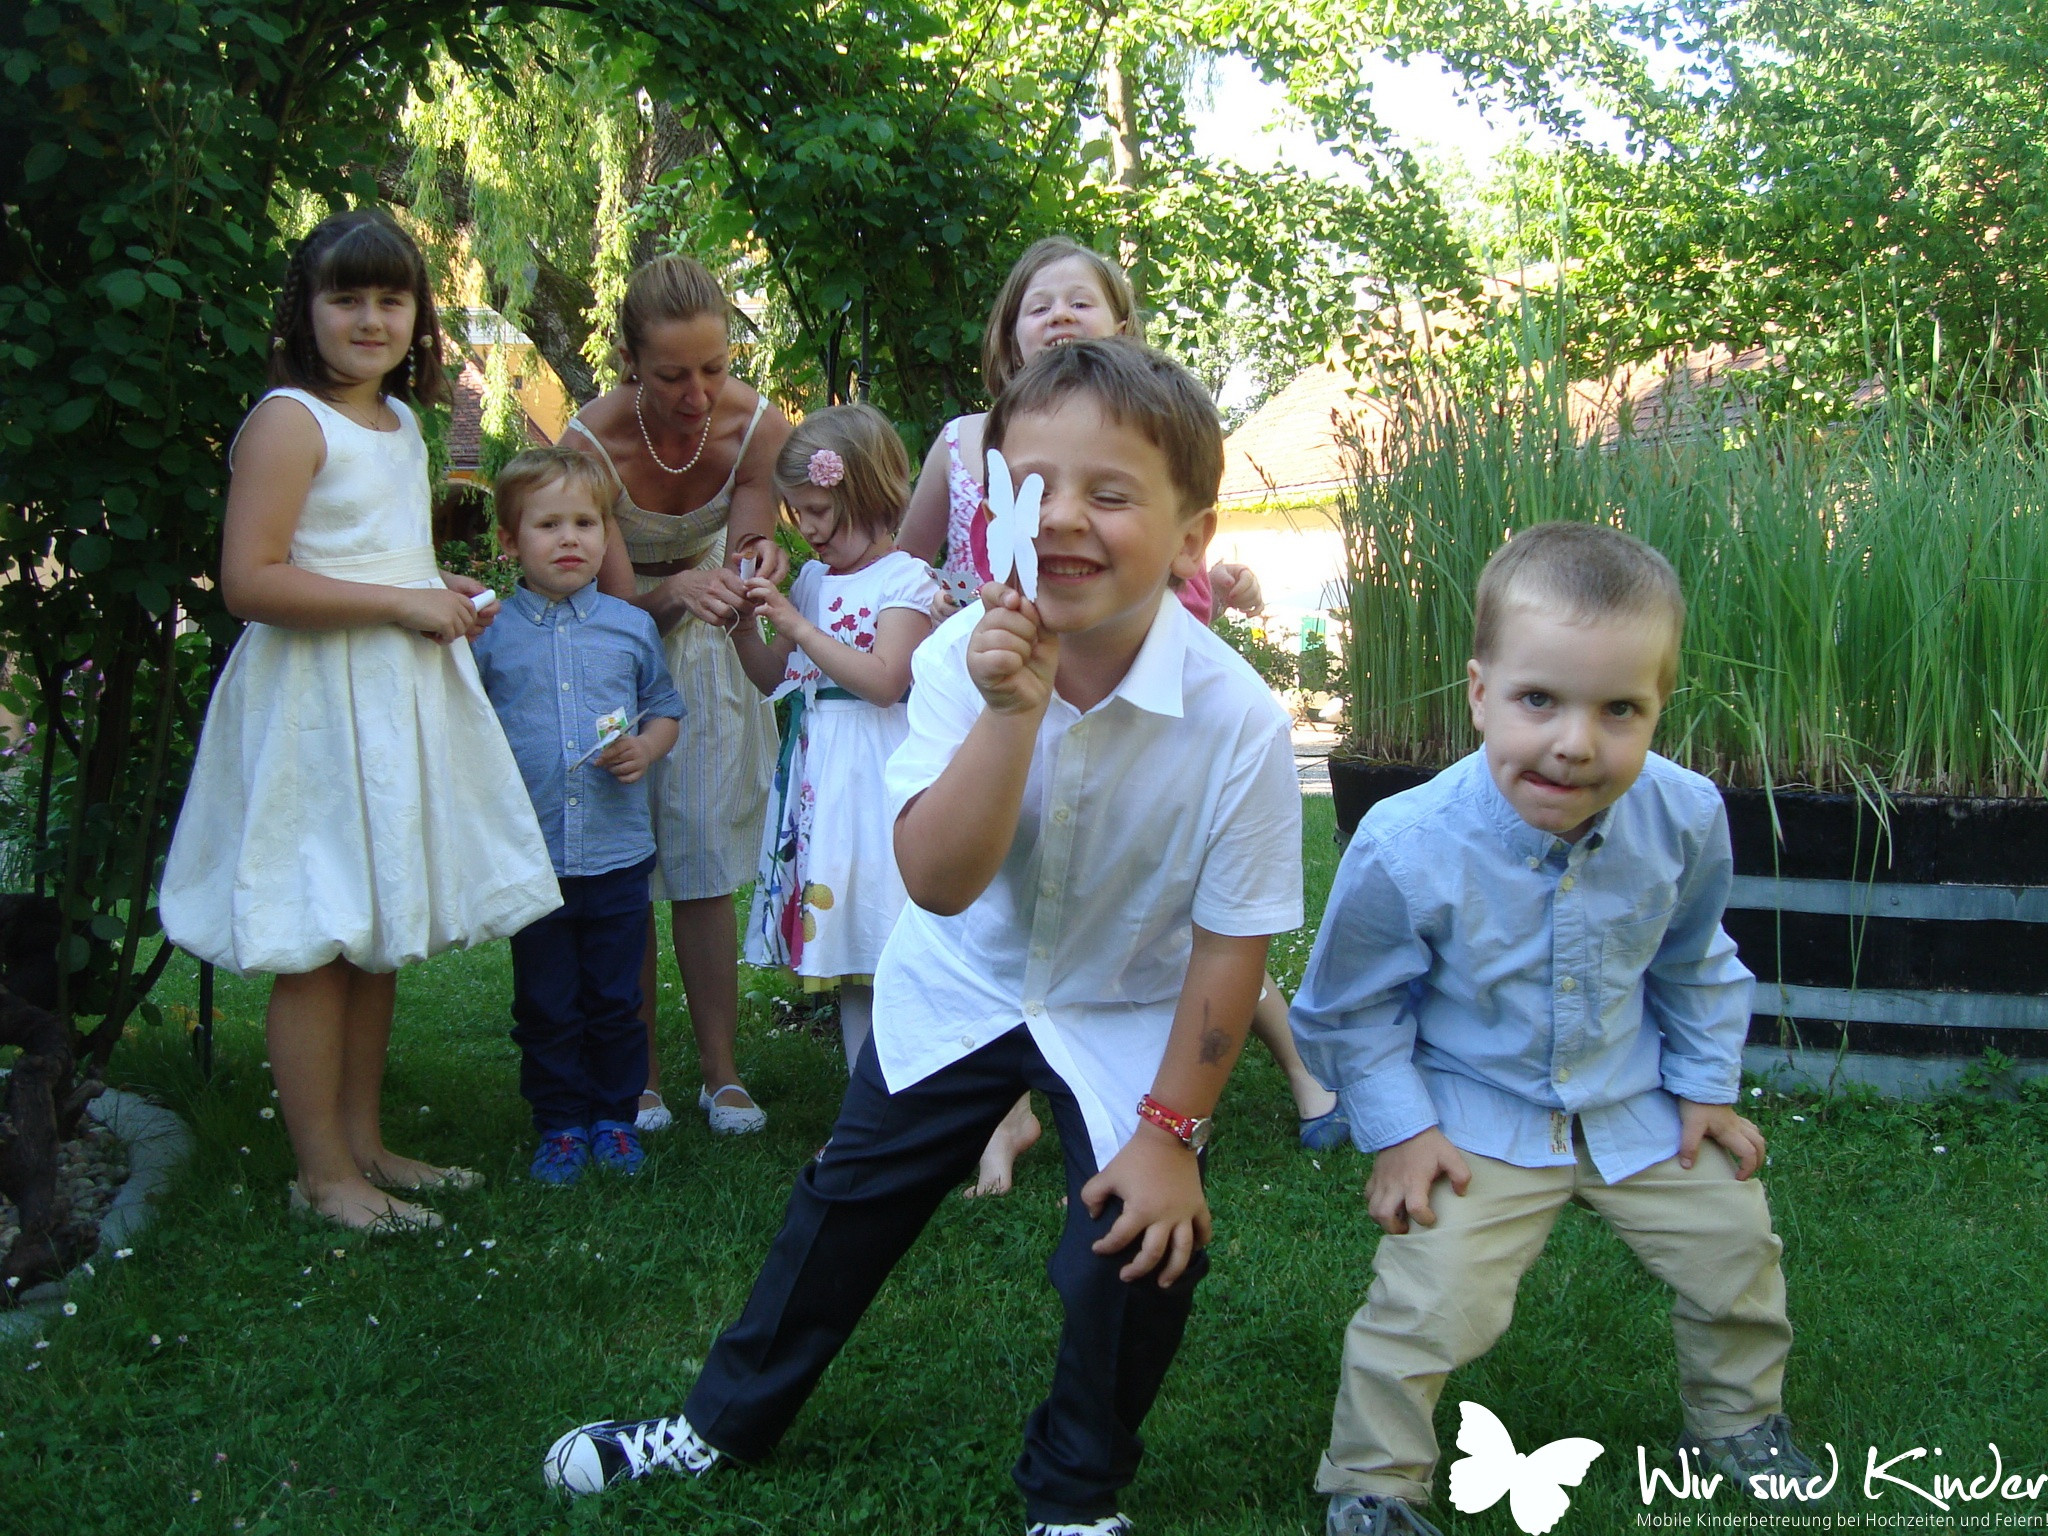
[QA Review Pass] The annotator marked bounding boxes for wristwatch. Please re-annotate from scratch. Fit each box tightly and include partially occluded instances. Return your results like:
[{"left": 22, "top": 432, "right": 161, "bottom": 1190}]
[{"left": 1137, "top": 1093, "right": 1213, "bottom": 1152}]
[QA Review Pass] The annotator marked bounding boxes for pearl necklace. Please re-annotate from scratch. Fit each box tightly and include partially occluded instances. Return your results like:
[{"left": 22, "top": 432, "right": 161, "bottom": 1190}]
[{"left": 635, "top": 384, "right": 712, "bottom": 475}]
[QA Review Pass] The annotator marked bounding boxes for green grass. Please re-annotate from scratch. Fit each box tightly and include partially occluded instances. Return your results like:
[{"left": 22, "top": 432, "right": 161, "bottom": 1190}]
[{"left": 4, "top": 798, "right": 2046, "bottom": 1533}]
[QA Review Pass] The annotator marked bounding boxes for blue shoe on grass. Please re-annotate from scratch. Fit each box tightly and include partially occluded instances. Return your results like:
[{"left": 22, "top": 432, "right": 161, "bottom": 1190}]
[
  {"left": 590, "top": 1120, "right": 645, "bottom": 1176},
  {"left": 1299, "top": 1105, "right": 1351, "bottom": 1151},
  {"left": 531, "top": 1127, "right": 591, "bottom": 1185}
]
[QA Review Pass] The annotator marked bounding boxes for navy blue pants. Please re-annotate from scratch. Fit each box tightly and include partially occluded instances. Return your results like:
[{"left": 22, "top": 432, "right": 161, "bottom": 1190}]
[
  {"left": 684, "top": 1025, "right": 1209, "bottom": 1524},
  {"left": 508, "top": 854, "right": 653, "bottom": 1133}
]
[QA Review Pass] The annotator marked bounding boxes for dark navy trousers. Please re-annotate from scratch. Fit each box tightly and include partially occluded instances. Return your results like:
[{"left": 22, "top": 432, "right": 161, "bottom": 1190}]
[
  {"left": 683, "top": 1025, "right": 1209, "bottom": 1524},
  {"left": 507, "top": 854, "right": 653, "bottom": 1133}
]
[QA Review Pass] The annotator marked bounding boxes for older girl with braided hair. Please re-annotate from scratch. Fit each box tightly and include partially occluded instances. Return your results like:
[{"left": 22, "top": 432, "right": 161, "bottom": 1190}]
[
  {"left": 161, "top": 208, "right": 559, "bottom": 1233},
  {"left": 728, "top": 405, "right": 937, "bottom": 1070}
]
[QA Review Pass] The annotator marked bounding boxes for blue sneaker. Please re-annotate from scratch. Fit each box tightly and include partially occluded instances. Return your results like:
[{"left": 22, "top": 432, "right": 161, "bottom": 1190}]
[
  {"left": 1299, "top": 1105, "right": 1351, "bottom": 1151},
  {"left": 531, "top": 1127, "right": 591, "bottom": 1185},
  {"left": 589, "top": 1120, "right": 645, "bottom": 1176}
]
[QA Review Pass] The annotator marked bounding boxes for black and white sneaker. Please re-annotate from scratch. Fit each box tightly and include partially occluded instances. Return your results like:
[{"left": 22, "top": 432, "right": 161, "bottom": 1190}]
[
  {"left": 1026, "top": 1516, "right": 1133, "bottom": 1536},
  {"left": 542, "top": 1412, "right": 720, "bottom": 1495}
]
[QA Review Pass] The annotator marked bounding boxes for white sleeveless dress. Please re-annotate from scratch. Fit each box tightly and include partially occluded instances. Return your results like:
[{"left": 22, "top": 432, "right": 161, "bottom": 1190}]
[
  {"left": 562, "top": 399, "right": 777, "bottom": 902},
  {"left": 159, "top": 389, "right": 561, "bottom": 975}
]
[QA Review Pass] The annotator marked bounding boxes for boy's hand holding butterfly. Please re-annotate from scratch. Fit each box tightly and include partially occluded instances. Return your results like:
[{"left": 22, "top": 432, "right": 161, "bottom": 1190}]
[
  {"left": 968, "top": 587, "right": 1057, "bottom": 716},
  {"left": 898, "top": 452, "right": 1056, "bottom": 916},
  {"left": 966, "top": 450, "right": 1056, "bottom": 716}
]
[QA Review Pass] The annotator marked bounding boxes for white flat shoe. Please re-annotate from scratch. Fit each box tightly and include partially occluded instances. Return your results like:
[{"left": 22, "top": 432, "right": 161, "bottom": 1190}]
[
  {"left": 698, "top": 1084, "right": 766, "bottom": 1136},
  {"left": 635, "top": 1091, "right": 674, "bottom": 1133}
]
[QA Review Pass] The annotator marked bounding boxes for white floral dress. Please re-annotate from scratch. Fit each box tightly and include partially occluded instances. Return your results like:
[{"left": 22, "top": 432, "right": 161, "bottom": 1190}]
[{"left": 743, "top": 552, "right": 937, "bottom": 983}]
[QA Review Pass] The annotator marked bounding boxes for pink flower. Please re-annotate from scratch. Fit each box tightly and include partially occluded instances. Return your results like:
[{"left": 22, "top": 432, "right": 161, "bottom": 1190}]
[{"left": 806, "top": 449, "right": 846, "bottom": 487}]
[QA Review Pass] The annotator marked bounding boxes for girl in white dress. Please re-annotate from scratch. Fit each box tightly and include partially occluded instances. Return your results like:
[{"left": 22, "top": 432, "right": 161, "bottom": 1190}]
[
  {"left": 730, "top": 405, "right": 937, "bottom": 1069},
  {"left": 159, "top": 210, "right": 560, "bottom": 1232}
]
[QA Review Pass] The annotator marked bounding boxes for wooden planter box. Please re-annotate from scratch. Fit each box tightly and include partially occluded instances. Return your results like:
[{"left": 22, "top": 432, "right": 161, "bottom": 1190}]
[{"left": 1328, "top": 759, "right": 2048, "bottom": 1097}]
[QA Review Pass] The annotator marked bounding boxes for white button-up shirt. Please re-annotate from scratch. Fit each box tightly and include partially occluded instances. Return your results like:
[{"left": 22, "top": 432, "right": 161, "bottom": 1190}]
[{"left": 875, "top": 593, "right": 1304, "bottom": 1169}]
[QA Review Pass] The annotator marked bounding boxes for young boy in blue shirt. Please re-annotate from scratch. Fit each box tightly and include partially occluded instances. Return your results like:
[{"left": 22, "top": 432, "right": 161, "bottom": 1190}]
[
  {"left": 1292, "top": 523, "right": 1817, "bottom": 1536},
  {"left": 471, "top": 448, "right": 682, "bottom": 1186},
  {"left": 541, "top": 340, "right": 1304, "bottom": 1536}
]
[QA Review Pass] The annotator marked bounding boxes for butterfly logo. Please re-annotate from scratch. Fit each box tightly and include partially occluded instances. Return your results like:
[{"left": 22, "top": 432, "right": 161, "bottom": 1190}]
[
  {"left": 1446, "top": 1401, "right": 1604, "bottom": 1534},
  {"left": 983, "top": 448, "right": 1043, "bottom": 601}
]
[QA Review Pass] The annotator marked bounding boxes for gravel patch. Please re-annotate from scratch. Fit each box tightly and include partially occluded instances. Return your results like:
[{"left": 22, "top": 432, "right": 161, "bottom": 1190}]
[{"left": 0, "top": 1113, "right": 128, "bottom": 1264}]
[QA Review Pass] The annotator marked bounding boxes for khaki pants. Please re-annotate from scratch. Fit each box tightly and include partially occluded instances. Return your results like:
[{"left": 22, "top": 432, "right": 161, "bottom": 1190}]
[{"left": 1317, "top": 1136, "right": 1791, "bottom": 1503}]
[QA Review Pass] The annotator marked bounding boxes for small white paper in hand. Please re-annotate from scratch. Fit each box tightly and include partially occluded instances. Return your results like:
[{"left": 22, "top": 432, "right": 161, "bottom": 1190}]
[
  {"left": 983, "top": 449, "right": 1043, "bottom": 602},
  {"left": 469, "top": 589, "right": 495, "bottom": 611},
  {"left": 738, "top": 556, "right": 757, "bottom": 583},
  {"left": 568, "top": 709, "right": 647, "bottom": 769}
]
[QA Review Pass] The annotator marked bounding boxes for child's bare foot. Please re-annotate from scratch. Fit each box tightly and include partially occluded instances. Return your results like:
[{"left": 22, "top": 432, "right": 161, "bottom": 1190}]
[
  {"left": 964, "top": 1097, "right": 1041, "bottom": 1198},
  {"left": 290, "top": 1177, "right": 442, "bottom": 1233},
  {"left": 1293, "top": 1079, "right": 1339, "bottom": 1123},
  {"left": 359, "top": 1152, "right": 483, "bottom": 1192}
]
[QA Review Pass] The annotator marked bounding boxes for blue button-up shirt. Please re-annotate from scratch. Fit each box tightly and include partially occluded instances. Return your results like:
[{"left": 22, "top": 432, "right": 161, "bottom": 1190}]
[
  {"left": 1291, "top": 749, "right": 1753, "bottom": 1182},
  {"left": 469, "top": 581, "right": 683, "bottom": 880}
]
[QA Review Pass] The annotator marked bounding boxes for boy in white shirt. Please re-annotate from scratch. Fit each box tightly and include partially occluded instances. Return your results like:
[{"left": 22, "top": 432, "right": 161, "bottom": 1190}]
[{"left": 542, "top": 338, "right": 1304, "bottom": 1536}]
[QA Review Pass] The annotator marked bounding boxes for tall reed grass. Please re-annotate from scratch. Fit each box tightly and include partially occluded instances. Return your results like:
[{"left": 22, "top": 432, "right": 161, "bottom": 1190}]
[{"left": 1338, "top": 380, "right": 2048, "bottom": 797}]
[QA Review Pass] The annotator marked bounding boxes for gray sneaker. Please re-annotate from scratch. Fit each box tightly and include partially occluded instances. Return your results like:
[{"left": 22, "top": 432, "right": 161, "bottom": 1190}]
[
  {"left": 1326, "top": 1493, "right": 1445, "bottom": 1536},
  {"left": 1678, "top": 1414, "right": 1825, "bottom": 1501}
]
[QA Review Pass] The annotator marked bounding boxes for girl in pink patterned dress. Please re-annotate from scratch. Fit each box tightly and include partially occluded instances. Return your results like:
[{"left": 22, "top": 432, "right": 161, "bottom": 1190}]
[{"left": 731, "top": 406, "right": 936, "bottom": 1071}]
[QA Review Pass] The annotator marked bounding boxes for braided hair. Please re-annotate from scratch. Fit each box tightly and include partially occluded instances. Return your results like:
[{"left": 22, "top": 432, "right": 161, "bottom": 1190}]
[{"left": 267, "top": 208, "right": 448, "bottom": 406}]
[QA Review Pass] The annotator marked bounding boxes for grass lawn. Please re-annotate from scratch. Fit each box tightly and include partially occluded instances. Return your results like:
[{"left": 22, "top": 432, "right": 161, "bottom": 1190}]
[{"left": 4, "top": 795, "right": 2046, "bottom": 1534}]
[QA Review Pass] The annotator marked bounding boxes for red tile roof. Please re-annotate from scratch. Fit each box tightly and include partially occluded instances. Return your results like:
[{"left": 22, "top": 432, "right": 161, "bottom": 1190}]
[{"left": 447, "top": 355, "right": 551, "bottom": 476}]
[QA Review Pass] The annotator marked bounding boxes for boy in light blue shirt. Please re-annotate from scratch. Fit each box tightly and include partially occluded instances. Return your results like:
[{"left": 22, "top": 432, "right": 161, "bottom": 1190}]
[
  {"left": 1292, "top": 523, "right": 1816, "bottom": 1536},
  {"left": 471, "top": 448, "right": 682, "bottom": 1186}
]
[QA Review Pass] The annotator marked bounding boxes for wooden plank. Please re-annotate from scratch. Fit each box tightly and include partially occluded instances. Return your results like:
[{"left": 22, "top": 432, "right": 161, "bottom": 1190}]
[
  {"left": 1728, "top": 875, "right": 2048, "bottom": 923},
  {"left": 1759, "top": 983, "right": 2048, "bottom": 1031}
]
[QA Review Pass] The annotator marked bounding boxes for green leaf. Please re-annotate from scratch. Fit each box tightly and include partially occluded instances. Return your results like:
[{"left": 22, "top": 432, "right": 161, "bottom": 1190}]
[
  {"left": 49, "top": 397, "right": 95, "bottom": 433},
  {"left": 69, "top": 535, "right": 113, "bottom": 573},
  {"left": 90, "top": 913, "right": 127, "bottom": 942},
  {"left": 143, "top": 272, "right": 183, "bottom": 300},
  {"left": 104, "top": 270, "right": 147, "bottom": 309},
  {"left": 23, "top": 141, "right": 64, "bottom": 183},
  {"left": 135, "top": 579, "right": 171, "bottom": 615},
  {"left": 106, "top": 378, "right": 145, "bottom": 407}
]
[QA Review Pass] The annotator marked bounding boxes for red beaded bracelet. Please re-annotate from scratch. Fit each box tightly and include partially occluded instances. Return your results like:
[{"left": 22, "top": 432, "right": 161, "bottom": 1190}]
[{"left": 1137, "top": 1093, "right": 1213, "bottom": 1151}]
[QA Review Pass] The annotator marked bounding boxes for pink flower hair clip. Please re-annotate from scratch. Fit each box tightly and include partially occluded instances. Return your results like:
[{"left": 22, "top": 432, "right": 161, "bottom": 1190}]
[{"left": 807, "top": 448, "right": 846, "bottom": 487}]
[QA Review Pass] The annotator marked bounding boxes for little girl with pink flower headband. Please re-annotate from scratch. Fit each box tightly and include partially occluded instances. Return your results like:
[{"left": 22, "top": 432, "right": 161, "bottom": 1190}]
[{"left": 726, "top": 404, "right": 940, "bottom": 1070}]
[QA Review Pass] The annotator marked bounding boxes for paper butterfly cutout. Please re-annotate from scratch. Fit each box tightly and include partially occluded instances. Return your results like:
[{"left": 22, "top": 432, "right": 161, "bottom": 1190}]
[
  {"left": 1446, "top": 1401, "right": 1604, "bottom": 1535},
  {"left": 983, "top": 448, "right": 1043, "bottom": 602},
  {"left": 935, "top": 569, "right": 982, "bottom": 608}
]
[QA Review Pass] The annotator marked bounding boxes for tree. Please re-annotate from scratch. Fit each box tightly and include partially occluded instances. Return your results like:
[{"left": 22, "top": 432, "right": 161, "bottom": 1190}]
[
  {"left": 1514, "top": 0, "right": 2048, "bottom": 397},
  {"left": 0, "top": 0, "right": 511, "bottom": 1294},
  {"left": 391, "top": 20, "right": 715, "bottom": 407}
]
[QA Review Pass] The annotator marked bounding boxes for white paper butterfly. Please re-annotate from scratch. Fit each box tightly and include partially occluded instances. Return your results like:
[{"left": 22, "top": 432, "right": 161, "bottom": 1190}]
[
  {"left": 983, "top": 448, "right": 1043, "bottom": 602},
  {"left": 1446, "top": 1401, "right": 1604, "bottom": 1535}
]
